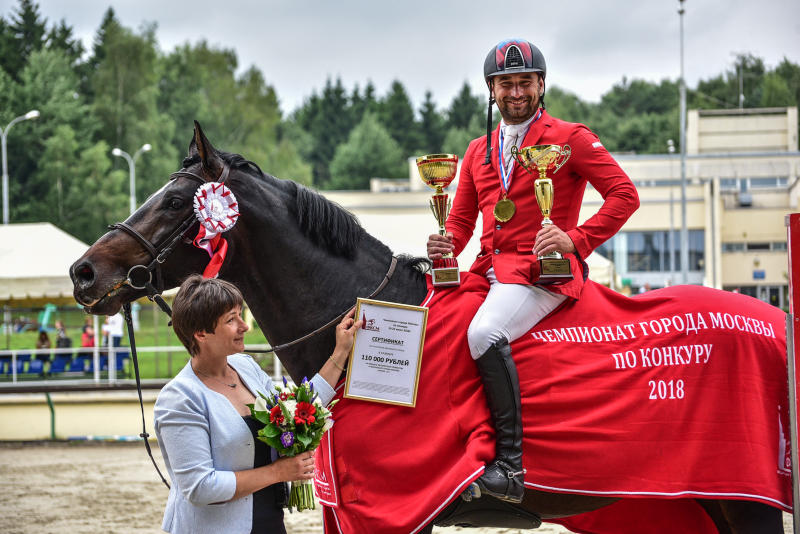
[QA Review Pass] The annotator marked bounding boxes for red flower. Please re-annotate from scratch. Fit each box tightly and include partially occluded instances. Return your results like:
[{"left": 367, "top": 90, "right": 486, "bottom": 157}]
[
  {"left": 294, "top": 401, "right": 316, "bottom": 425},
  {"left": 269, "top": 405, "right": 285, "bottom": 425},
  {"left": 279, "top": 392, "right": 290, "bottom": 401}
]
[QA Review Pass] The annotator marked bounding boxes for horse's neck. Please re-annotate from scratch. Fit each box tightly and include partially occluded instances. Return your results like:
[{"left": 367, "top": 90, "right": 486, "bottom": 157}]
[{"left": 221, "top": 182, "right": 426, "bottom": 381}]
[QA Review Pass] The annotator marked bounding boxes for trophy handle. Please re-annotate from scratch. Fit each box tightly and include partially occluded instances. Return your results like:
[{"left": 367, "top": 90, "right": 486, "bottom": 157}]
[
  {"left": 510, "top": 146, "right": 532, "bottom": 174},
  {"left": 552, "top": 144, "right": 572, "bottom": 174}
]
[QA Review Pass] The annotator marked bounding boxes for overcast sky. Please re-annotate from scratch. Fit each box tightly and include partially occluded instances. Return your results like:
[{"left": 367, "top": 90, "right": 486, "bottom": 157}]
[{"left": 5, "top": 0, "right": 799, "bottom": 115}]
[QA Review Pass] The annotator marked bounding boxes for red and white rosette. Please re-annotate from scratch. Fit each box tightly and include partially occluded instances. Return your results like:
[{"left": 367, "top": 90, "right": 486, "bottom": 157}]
[{"left": 192, "top": 183, "right": 240, "bottom": 278}]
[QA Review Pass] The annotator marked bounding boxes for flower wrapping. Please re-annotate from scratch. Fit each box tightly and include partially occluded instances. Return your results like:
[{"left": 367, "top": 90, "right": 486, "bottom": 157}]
[{"left": 249, "top": 377, "right": 337, "bottom": 512}]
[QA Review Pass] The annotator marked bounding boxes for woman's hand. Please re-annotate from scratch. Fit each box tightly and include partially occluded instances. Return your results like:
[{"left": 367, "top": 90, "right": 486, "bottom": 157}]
[
  {"left": 334, "top": 307, "right": 362, "bottom": 356},
  {"left": 320, "top": 308, "right": 362, "bottom": 386},
  {"left": 232, "top": 450, "right": 316, "bottom": 499},
  {"left": 273, "top": 451, "right": 316, "bottom": 482}
]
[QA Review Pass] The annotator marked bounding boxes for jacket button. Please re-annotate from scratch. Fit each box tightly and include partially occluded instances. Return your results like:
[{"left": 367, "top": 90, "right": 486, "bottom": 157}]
[
  {"left": 494, "top": 249, "right": 501, "bottom": 255},
  {"left": 495, "top": 225, "right": 501, "bottom": 230}
]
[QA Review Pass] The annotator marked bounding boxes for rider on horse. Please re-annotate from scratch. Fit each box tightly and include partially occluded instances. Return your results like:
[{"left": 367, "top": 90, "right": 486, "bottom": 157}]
[{"left": 427, "top": 38, "right": 640, "bottom": 503}]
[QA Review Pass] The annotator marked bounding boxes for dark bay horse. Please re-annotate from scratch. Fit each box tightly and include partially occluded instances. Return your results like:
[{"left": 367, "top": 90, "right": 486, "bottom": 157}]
[{"left": 70, "top": 123, "right": 785, "bottom": 533}]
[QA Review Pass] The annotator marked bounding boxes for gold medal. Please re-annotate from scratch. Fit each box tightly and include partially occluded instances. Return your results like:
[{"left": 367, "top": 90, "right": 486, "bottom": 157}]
[{"left": 494, "top": 197, "right": 516, "bottom": 222}]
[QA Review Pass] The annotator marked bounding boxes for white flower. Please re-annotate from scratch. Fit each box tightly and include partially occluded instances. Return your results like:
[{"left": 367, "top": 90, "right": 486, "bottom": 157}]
[
  {"left": 254, "top": 395, "right": 268, "bottom": 413},
  {"left": 323, "top": 418, "right": 334, "bottom": 432},
  {"left": 284, "top": 399, "right": 297, "bottom": 416}
]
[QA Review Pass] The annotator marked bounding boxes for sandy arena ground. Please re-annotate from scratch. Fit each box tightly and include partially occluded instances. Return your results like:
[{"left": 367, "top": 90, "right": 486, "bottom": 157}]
[{"left": 0, "top": 442, "right": 792, "bottom": 534}]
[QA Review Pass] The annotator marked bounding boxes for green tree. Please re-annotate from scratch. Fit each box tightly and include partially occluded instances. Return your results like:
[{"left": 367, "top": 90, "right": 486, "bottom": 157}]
[
  {"left": 447, "top": 82, "right": 483, "bottom": 130},
  {"left": 376, "top": 80, "right": 422, "bottom": 156},
  {"left": 418, "top": 90, "right": 445, "bottom": 154},
  {"left": 2, "top": 0, "right": 46, "bottom": 79},
  {"left": 11, "top": 48, "right": 97, "bottom": 224},
  {"left": 327, "top": 113, "right": 406, "bottom": 190},
  {"left": 46, "top": 19, "right": 84, "bottom": 66},
  {"left": 760, "top": 72, "right": 793, "bottom": 107},
  {"left": 442, "top": 114, "right": 485, "bottom": 157},
  {"left": 294, "top": 77, "right": 353, "bottom": 186},
  {"left": 545, "top": 86, "right": 594, "bottom": 124},
  {"left": 67, "top": 142, "right": 128, "bottom": 241},
  {"left": 90, "top": 14, "right": 178, "bottom": 199}
]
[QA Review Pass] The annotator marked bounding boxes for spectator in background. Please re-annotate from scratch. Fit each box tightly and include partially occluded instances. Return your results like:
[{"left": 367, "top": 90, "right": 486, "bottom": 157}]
[
  {"left": 81, "top": 325, "right": 95, "bottom": 348},
  {"left": 36, "top": 330, "right": 51, "bottom": 349},
  {"left": 102, "top": 313, "right": 124, "bottom": 347},
  {"left": 35, "top": 330, "right": 51, "bottom": 362},
  {"left": 55, "top": 320, "right": 72, "bottom": 348}
]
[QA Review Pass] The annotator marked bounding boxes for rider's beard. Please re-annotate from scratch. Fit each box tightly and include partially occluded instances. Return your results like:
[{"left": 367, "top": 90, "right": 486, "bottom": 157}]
[{"left": 497, "top": 96, "right": 538, "bottom": 125}]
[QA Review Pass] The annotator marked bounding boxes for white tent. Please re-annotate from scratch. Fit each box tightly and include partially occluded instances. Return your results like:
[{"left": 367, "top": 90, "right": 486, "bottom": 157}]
[{"left": 0, "top": 223, "right": 88, "bottom": 305}]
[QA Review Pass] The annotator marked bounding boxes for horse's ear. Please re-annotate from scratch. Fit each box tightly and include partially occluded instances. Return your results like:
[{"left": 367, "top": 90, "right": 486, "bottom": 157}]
[{"left": 189, "top": 120, "right": 223, "bottom": 179}]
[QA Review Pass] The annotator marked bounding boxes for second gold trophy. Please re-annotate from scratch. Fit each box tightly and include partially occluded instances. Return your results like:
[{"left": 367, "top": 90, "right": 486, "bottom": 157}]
[{"left": 416, "top": 154, "right": 460, "bottom": 287}]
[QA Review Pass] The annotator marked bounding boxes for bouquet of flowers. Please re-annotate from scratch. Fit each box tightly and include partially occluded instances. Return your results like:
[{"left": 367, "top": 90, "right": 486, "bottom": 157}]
[{"left": 249, "top": 377, "right": 337, "bottom": 512}]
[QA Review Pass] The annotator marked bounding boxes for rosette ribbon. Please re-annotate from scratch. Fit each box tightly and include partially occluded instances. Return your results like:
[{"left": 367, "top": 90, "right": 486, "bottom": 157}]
[{"left": 192, "top": 182, "right": 239, "bottom": 278}]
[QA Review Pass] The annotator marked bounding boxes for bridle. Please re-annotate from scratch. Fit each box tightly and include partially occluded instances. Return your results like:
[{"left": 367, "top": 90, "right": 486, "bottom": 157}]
[
  {"left": 107, "top": 165, "right": 230, "bottom": 311},
  {"left": 103, "top": 161, "right": 399, "bottom": 489},
  {"left": 105, "top": 164, "right": 227, "bottom": 490}
]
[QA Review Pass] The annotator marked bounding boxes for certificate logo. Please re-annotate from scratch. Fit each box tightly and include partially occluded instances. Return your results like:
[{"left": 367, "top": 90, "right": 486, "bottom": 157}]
[{"left": 361, "top": 312, "right": 380, "bottom": 331}]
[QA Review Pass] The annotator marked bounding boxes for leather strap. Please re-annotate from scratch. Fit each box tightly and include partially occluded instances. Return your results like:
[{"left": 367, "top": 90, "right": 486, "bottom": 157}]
[{"left": 269, "top": 256, "right": 398, "bottom": 353}]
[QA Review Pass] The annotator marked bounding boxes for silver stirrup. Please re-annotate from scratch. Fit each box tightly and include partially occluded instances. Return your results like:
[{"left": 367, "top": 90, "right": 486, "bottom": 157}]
[{"left": 460, "top": 482, "right": 482, "bottom": 502}]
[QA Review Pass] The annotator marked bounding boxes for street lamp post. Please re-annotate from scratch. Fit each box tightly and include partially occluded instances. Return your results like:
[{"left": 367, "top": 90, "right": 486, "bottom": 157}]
[
  {"left": 112, "top": 144, "right": 152, "bottom": 216},
  {"left": 678, "top": 0, "right": 689, "bottom": 284},
  {"left": 1, "top": 110, "right": 40, "bottom": 225}
]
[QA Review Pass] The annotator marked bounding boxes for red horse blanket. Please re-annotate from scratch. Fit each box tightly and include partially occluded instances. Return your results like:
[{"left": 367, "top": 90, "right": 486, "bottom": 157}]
[{"left": 315, "top": 273, "right": 792, "bottom": 534}]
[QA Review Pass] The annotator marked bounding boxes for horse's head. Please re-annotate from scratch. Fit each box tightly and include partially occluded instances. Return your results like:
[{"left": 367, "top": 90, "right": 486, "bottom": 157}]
[{"left": 70, "top": 122, "right": 231, "bottom": 315}]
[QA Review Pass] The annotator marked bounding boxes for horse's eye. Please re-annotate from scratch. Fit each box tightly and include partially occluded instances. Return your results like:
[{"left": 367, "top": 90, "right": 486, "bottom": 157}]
[{"left": 168, "top": 198, "right": 184, "bottom": 210}]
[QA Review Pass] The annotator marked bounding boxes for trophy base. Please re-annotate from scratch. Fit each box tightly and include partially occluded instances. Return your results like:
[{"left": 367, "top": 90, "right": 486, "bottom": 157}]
[
  {"left": 539, "top": 257, "right": 573, "bottom": 281},
  {"left": 432, "top": 258, "right": 461, "bottom": 287}
]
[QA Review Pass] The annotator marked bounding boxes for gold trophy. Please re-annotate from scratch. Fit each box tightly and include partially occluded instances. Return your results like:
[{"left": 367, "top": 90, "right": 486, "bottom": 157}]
[
  {"left": 416, "top": 154, "right": 460, "bottom": 287},
  {"left": 513, "top": 144, "right": 573, "bottom": 280}
]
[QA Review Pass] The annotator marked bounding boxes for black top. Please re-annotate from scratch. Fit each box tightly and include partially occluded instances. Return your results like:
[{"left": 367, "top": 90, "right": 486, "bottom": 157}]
[{"left": 242, "top": 415, "right": 286, "bottom": 534}]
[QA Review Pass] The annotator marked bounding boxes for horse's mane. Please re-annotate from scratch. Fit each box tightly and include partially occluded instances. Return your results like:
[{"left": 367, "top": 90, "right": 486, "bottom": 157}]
[{"left": 181, "top": 151, "right": 429, "bottom": 280}]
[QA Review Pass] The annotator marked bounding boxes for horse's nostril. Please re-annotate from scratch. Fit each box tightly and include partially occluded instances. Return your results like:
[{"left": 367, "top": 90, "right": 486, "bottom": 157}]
[{"left": 75, "top": 262, "right": 95, "bottom": 285}]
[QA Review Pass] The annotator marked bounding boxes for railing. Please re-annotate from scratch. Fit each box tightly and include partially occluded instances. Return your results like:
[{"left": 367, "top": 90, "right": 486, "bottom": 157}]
[{"left": 0, "top": 344, "right": 281, "bottom": 387}]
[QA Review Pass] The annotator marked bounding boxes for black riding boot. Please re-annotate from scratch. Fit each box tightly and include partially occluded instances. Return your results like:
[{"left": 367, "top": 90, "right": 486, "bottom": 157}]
[{"left": 474, "top": 337, "right": 525, "bottom": 503}]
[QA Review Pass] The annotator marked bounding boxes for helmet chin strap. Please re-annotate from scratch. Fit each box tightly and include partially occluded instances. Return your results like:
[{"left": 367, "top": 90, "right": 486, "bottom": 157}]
[{"left": 484, "top": 80, "right": 496, "bottom": 165}]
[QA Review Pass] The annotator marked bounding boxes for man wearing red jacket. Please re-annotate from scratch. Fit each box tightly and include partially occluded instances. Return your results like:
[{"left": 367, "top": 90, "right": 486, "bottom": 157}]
[{"left": 427, "top": 39, "right": 639, "bottom": 503}]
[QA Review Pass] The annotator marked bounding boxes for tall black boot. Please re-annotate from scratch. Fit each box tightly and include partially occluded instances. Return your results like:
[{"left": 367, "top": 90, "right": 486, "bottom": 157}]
[{"left": 474, "top": 337, "right": 525, "bottom": 503}]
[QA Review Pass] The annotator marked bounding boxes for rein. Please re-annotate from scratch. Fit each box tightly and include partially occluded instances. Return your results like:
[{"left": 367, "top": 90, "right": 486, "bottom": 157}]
[
  {"left": 270, "top": 255, "right": 398, "bottom": 353},
  {"left": 107, "top": 163, "right": 400, "bottom": 489}
]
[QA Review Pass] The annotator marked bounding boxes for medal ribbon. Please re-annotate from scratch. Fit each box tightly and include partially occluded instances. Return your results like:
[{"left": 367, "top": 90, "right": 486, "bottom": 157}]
[{"left": 497, "top": 108, "right": 543, "bottom": 196}]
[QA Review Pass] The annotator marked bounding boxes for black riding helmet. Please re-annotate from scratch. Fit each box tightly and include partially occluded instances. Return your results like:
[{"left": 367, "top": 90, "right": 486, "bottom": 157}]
[{"left": 483, "top": 39, "right": 547, "bottom": 164}]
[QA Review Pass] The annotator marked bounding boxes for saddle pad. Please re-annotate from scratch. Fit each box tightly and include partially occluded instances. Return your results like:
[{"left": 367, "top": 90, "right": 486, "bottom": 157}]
[{"left": 317, "top": 273, "right": 792, "bottom": 534}]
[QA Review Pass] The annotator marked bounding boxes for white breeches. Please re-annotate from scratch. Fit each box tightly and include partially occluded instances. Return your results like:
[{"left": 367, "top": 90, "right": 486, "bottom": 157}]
[{"left": 467, "top": 269, "right": 567, "bottom": 359}]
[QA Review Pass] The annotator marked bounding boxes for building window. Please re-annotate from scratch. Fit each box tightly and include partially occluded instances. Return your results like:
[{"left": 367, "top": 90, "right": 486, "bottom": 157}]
[
  {"left": 596, "top": 230, "right": 705, "bottom": 273},
  {"left": 720, "top": 177, "right": 788, "bottom": 191},
  {"left": 724, "top": 285, "right": 787, "bottom": 310},
  {"left": 722, "top": 242, "right": 745, "bottom": 252},
  {"left": 721, "top": 241, "right": 787, "bottom": 252}
]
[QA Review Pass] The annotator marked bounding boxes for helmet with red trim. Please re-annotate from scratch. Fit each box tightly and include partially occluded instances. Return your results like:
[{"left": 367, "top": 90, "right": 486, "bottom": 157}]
[{"left": 483, "top": 39, "right": 546, "bottom": 85}]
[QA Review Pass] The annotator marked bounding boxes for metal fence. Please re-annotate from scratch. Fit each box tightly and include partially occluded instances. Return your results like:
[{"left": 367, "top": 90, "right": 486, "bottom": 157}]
[{"left": 0, "top": 344, "right": 281, "bottom": 387}]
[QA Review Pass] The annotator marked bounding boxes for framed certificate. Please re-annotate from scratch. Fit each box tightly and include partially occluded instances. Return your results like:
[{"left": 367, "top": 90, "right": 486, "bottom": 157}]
[{"left": 343, "top": 298, "right": 428, "bottom": 407}]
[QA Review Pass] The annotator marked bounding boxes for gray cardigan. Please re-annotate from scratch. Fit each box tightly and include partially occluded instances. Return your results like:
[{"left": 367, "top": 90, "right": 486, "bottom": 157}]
[{"left": 153, "top": 353, "right": 335, "bottom": 534}]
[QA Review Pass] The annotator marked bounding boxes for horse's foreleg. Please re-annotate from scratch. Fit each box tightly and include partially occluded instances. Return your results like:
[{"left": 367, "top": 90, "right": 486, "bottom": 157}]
[
  {"left": 699, "top": 499, "right": 783, "bottom": 534},
  {"left": 697, "top": 499, "right": 733, "bottom": 534}
]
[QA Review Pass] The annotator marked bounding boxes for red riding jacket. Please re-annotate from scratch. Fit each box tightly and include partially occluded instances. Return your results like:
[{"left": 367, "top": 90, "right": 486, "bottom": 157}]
[{"left": 445, "top": 110, "right": 639, "bottom": 300}]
